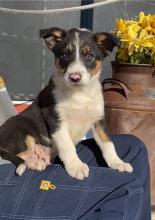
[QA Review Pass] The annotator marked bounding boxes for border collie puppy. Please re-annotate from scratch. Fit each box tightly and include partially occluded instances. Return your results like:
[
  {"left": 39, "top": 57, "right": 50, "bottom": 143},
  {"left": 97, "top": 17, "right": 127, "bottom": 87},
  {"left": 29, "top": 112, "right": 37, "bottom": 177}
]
[{"left": 0, "top": 28, "right": 133, "bottom": 179}]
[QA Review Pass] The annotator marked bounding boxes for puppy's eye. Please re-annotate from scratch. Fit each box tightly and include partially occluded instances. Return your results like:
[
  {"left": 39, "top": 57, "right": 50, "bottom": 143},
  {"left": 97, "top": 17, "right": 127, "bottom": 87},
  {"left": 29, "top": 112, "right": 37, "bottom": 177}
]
[
  {"left": 61, "top": 52, "right": 69, "bottom": 59},
  {"left": 85, "top": 53, "right": 94, "bottom": 60}
]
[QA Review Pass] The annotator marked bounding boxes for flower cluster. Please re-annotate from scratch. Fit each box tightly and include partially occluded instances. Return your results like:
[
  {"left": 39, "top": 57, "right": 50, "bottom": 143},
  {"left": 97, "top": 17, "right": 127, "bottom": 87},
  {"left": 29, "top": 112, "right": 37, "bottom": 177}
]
[{"left": 114, "top": 12, "right": 155, "bottom": 64}]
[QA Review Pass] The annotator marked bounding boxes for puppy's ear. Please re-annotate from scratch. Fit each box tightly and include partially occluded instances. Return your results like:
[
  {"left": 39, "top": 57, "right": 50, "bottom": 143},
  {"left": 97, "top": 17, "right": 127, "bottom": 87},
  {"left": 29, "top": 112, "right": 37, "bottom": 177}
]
[
  {"left": 94, "top": 32, "right": 119, "bottom": 57},
  {"left": 40, "top": 27, "right": 67, "bottom": 50}
]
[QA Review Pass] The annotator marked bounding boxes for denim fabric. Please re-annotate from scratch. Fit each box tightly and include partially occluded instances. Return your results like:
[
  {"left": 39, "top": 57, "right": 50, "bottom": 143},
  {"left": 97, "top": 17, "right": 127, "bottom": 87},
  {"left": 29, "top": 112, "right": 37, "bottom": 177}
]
[{"left": 0, "top": 135, "right": 151, "bottom": 220}]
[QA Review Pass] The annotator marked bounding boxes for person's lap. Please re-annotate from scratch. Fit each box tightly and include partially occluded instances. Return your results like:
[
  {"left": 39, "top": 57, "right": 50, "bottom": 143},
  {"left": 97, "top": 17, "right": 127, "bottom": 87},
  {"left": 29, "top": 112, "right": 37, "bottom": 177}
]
[{"left": 0, "top": 134, "right": 151, "bottom": 220}]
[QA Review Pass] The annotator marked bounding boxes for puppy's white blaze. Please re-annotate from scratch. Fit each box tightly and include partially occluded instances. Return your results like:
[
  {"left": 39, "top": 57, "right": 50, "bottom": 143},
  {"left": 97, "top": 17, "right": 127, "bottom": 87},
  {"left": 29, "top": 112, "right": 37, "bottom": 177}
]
[
  {"left": 65, "top": 31, "right": 95, "bottom": 86},
  {"left": 74, "top": 32, "right": 85, "bottom": 72},
  {"left": 75, "top": 31, "right": 80, "bottom": 61},
  {"left": 16, "top": 163, "right": 27, "bottom": 176},
  {"left": 66, "top": 31, "right": 87, "bottom": 80},
  {"left": 67, "top": 61, "right": 85, "bottom": 75}
]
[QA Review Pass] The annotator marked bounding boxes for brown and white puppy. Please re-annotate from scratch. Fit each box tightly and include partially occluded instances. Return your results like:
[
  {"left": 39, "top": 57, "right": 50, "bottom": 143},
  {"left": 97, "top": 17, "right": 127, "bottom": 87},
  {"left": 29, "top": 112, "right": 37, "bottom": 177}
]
[{"left": 0, "top": 28, "right": 133, "bottom": 179}]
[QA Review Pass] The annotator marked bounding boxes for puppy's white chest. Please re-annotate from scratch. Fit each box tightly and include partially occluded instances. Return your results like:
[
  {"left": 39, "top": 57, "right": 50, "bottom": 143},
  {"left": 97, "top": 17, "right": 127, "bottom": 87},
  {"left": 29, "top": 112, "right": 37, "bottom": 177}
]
[{"left": 57, "top": 89, "right": 104, "bottom": 143}]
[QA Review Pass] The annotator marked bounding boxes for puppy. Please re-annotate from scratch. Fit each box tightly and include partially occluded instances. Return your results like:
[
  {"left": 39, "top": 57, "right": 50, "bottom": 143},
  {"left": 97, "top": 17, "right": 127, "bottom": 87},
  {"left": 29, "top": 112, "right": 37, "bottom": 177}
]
[{"left": 0, "top": 28, "right": 133, "bottom": 179}]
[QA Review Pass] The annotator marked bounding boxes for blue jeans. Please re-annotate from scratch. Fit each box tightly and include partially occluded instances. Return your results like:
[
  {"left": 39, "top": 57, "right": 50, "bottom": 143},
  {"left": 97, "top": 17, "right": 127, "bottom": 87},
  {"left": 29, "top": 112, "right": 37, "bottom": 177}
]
[{"left": 0, "top": 135, "right": 151, "bottom": 220}]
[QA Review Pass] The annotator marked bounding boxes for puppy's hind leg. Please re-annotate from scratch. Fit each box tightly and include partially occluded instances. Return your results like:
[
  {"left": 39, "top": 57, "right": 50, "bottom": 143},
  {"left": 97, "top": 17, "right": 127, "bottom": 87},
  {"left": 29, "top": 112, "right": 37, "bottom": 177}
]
[
  {"left": 18, "top": 135, "right": 51, "bottom": 172},
  {"left": 0, "top": 146, "right": 26, "bottom": 176}
]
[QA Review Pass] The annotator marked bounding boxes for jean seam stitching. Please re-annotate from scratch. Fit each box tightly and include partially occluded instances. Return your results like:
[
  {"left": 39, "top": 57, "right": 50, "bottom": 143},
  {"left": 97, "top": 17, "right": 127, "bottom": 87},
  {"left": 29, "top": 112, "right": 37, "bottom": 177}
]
[
  {"left": 33, "top": 165, "right": 58, "bottom": 218},
  {"left": 122, "top": 189, "right": 143, "bottom": 220},
  {"left": 124, "top": 143, "right": 142, "bottom": 162},
  {"left": 12, "top": 171, "right": 34, "bottom": 216},
  {"left": 0, "top": 171, "right": 33, "bottom": 217},
  {"left": 72, "top": 169, "right": 94, "bottom": 219},
  {"left": 1, "top": 215, "right": 72, "bottom": 220},
  {"left": 123, "top": 186, "right": 143, "bottom": 194},
  {"left": 122, "top": 193, "right": 128, "bottom": 220},
  {"left": 4, "top": 166, "right": 15, "bottom": 184},
  {"left": 1, "top": 213, "right": 72, "bottom": 219}
]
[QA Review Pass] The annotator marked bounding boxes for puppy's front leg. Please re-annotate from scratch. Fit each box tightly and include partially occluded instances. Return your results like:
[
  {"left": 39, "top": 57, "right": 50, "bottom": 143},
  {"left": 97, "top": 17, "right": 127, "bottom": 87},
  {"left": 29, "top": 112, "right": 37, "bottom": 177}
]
[
  {"left": 52, "top": 123, "right": 89, "bottom": 180},
  {"left": 92, "top": 120, "right": 133, "bottom": 173}
]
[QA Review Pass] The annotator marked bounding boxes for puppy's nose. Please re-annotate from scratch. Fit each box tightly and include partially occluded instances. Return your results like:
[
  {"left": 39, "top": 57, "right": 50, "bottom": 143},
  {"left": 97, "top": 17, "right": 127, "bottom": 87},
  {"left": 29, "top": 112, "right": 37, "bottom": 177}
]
[{"left": 69, "top": 73, "right": 82, "bottom": 83}]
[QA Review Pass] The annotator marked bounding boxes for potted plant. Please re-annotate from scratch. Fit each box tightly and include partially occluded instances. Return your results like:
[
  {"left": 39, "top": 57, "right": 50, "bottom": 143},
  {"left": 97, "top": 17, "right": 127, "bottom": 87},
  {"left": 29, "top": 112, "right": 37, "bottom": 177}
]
[
  {"left": 114, "top": 11, "right": 155, "bottom": 64},
  {"left": 103, "top": 12, "right": 155, "bottom": 205},
  {"left": 104, "top": 11, "right": 155, "bottom": 89},
  {"left": 104, "top": 11, "right": 155, "bottom": 95}
]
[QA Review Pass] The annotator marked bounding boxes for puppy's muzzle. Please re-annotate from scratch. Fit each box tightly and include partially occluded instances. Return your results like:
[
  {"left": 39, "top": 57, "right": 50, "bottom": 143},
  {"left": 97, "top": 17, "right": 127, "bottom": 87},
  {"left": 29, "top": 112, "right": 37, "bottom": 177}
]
[{"left": 69, "top": 73, "right": 82, "bottom": 83}]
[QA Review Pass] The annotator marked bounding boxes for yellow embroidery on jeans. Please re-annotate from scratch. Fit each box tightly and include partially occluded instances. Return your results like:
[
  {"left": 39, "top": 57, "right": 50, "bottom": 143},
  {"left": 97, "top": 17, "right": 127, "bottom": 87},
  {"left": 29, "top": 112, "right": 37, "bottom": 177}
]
[{"left": 40, "top": 180, "right": 56, "bottom": 190}]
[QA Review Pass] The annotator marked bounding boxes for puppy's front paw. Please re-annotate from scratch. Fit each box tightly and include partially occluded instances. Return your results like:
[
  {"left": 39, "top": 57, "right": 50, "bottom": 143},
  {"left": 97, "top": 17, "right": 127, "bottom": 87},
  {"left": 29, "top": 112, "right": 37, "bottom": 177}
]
[
  {"left": 65, "top": 159, "right": 89, "bottom": 180},
  {"left": 110, "top": 161, "right": 133, "bottom": 173}
]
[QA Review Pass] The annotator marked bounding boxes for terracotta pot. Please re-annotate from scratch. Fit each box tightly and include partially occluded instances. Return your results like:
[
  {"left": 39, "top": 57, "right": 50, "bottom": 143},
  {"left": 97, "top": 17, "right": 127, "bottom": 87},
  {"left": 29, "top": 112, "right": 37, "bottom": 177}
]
[{"left": 103, "top": 61, "right": 155, "bottom": 205}]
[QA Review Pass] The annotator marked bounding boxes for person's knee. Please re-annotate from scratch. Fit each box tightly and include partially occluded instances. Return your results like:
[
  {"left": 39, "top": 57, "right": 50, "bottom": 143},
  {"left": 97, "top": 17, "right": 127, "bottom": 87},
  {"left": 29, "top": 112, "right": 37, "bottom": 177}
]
[
  {"left": 122, "top": 134, "right": 148, "bottom": 155},
  {"left": 112, "top": 134, "right": 149, "bottom": 161}
]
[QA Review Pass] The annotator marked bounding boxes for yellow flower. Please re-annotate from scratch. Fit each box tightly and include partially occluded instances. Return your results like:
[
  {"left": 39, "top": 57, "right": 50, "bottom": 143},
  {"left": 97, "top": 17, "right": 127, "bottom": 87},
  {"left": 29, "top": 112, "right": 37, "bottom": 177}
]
[
  {"left": 138, "top": 11, "right": 149, "bottom": 28},
  {"left": 147, "top": 14, "right": 155, "bottom": 34},
  {"left": 116, "top": 18, "right": 126, "bottom": 33},
  {"left": 114, "top": 11, "right": 155, "bottom": 64},
  {"left": 138, "top": 29, "right": 154, "bottom": 48},
  {"left": 128, "top": 25, "right": 138, "bottom": 39}
]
